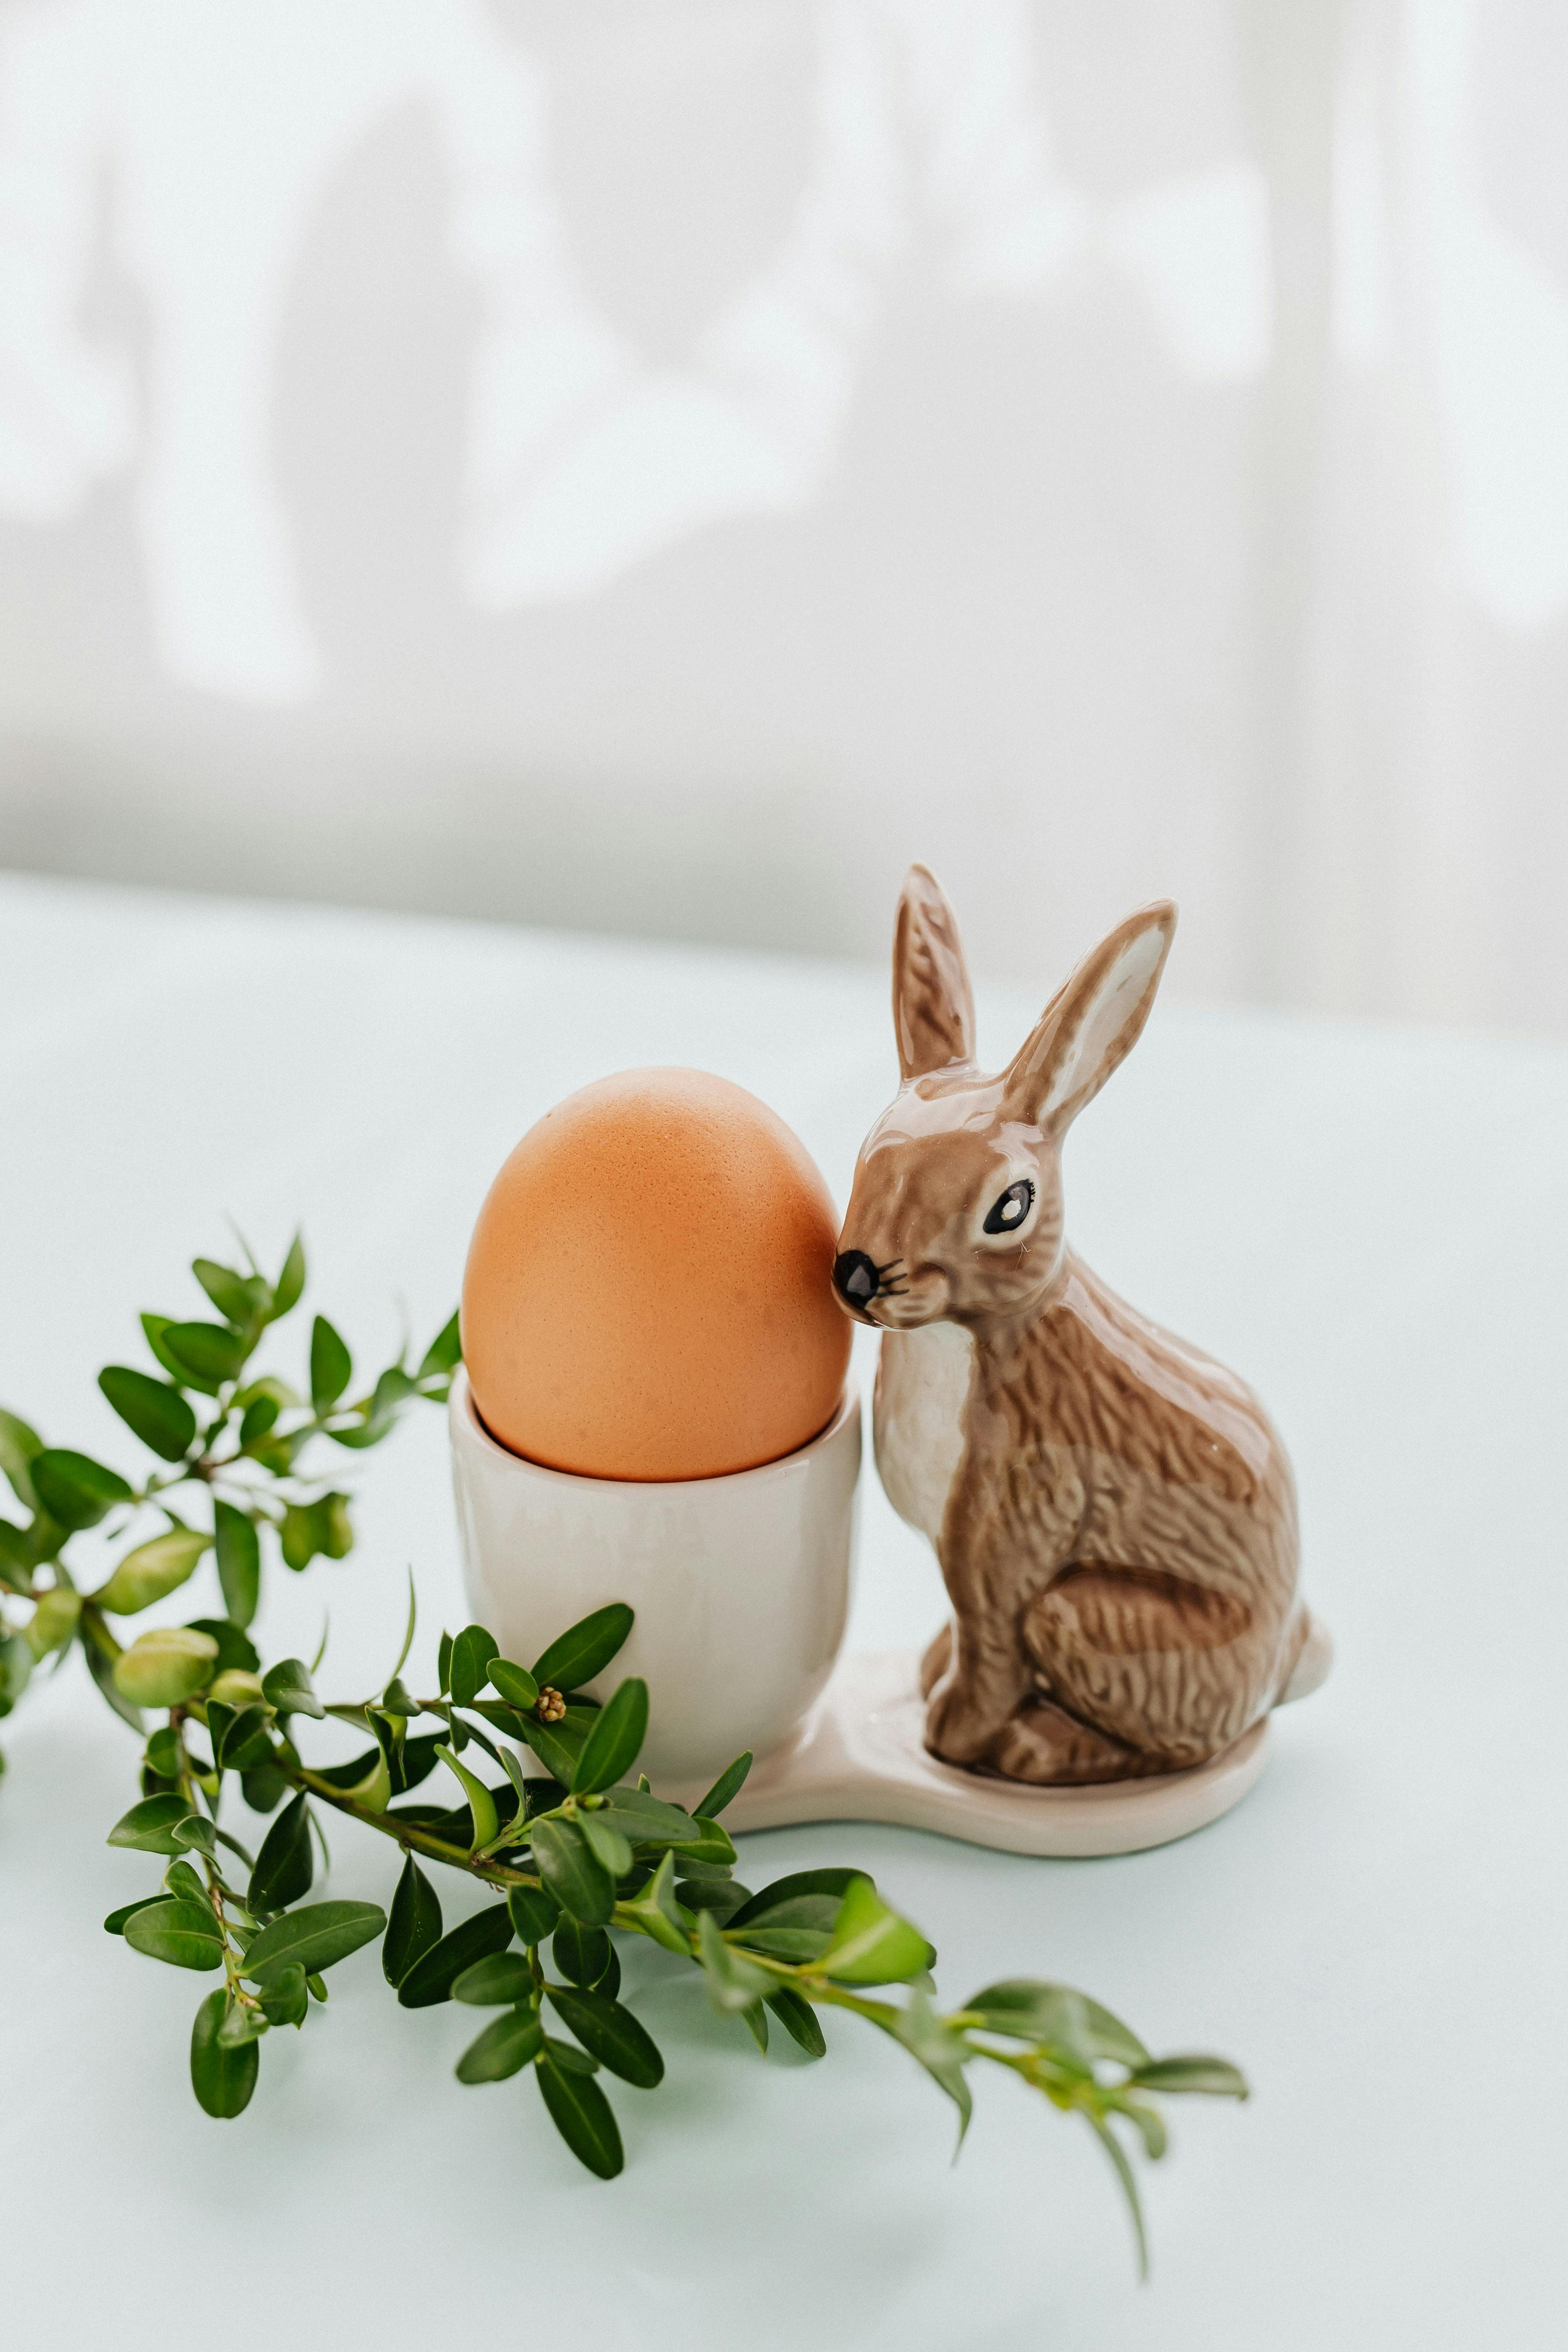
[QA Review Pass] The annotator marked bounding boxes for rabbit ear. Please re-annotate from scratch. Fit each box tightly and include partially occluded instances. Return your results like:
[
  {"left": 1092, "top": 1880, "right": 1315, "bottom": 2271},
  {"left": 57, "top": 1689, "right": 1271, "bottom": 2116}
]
[
  {"left": 1002, "top": 901, "right": 1176, "bottom": 1133},
  {"left": 893, "top": 865, "right": 977, "bottom": 1081}
]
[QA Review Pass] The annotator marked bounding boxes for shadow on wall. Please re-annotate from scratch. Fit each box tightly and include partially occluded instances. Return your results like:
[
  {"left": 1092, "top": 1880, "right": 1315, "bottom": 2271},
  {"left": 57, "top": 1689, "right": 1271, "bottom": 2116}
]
[{"left": 0, "top": 755, "right": 864, "bottom": 959}]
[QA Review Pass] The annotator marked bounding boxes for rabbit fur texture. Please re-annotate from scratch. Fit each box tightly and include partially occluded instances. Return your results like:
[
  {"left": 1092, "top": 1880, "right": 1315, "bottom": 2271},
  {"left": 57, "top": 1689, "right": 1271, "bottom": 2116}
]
[{"left": 834, "top": 866, "right": 1331, "bottom": 1787}]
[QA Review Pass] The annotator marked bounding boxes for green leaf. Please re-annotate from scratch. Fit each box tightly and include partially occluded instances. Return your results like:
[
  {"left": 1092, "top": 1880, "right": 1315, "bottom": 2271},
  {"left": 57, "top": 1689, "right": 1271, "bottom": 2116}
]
[
  {"left": 578, "top": 1815, "right": 634, "bottom": 1880},
  {"left": 108, "top": 1792, "right": 198, "bottom": 1854},
  {"left": 676, "top": 1878, "right": 751, "bottom": 1923},
  {"left": 170, "top": 1814, "right": 220, "bottom": 1859},
  {"left": 237, "top": 1393, "right": 279, "bottom": 1448},
  {"left": 589, "top": 1789, "right": 701, "bottom": 1848},
  {"left": 821, "top": 1878, "right": 932, "bottom": 1987},
  {"left": 213, "top": 1502, "right": 261, "bottom": 1629},
  {"left": 309, "top": 1316, "right": 352, "bottom": 1411},
  {"left": 240, "top": 1900, "right": 386, "bottom": 1980},
  {"left": 530, "top": 1819, "right": 614, "bottom": 1926},
  {"left": 30, "top": 1449, "right": 133, "bottom": 1531},
  {"left": 213, "top": 1702, "right": 271, "bottom": 1770},
  {"left": 315, "top": 1745, "right": 391, "bottom": 1814},
  {"left": 257, "top": 1962, "right": 308, "bottom": 2028},
  {"left": 112, "top": 1626, "right": 217, "bottom": 1708},
  {"left": 571, "top": 1677, "right": 648, "bottom": 1796},
  {"left": 551, "top": 1919, "right": 610, "bottom": 1988},
  {"left": 0, "top": 1407, "right": 43, "bottom": 1511},
  {"left": 418, "top": 1309, "right": 463, "bottom": 1382},
  {"left": 160, "top": 1322, "right": 246, "bottom": 1392},
  {"left": 507, "top": 1882, "right": 559, "bottom": 1945},
  {"left": 383, "top": 1855, "right": 444, "bottom": 1986},
  {"left": 544, "top": 1985, "right": 663, "bottom": 2088},
  {"left": 535, "top": 2052, "right": 624, "bottom": 2179},
  {"left": 327, "top": 1364, "right": 418, "bottom": 1450},
  {"left": 97, "top": 1368, "right": 197, "bottom": 1463},
  {"left": 448, "top": 1624, "right": 499, "bottom": 1710},
  {"left": 436, "top": 1630, "right": 453, "bottom": 1694},
  {"left": 965, "top": 1981, "right": 1150, "bottom": 2070},
  {"left": 489, "top": 1657, "right": 539, "bottom": 1711},
  {"left": 1110, "top": 2093, "right": 1167, "bottom": 2160},
  {"left": 80, "top": 1627, "right": 143, "bottom": 1740},
  {"left": 532, "top": 1604, "right": 635, "bottom": 1695},
  {"left": 217, "top": 2001, "right": 270, "bottom": 2050},
  {"left": 893, "top": 1983, "right": 973, "bottom": 2147},
  {"left": 397, "top": 1903, "right": 515, "bottom": 2009},
  {"left": 279, "top": 1492, "right": 353, "bottom": 1571},
  {"left": 388, "top": 1730, "right": 444, "bottom": 1797},
  {"left": 693, "top": 1751, "right": 753, "bottom": 1820},
  {"left": 26, "top": 1583, "right": 80, "bottom": 1658},
  {"left": 262, "top": 1657, "right": 324, "bottom": 1718},
  {"left": 96, "top": 1528, "right": 210, "bottom": 1616},
  {"left": 617, "top": 1851, "right": 692, "bottom": 1956},
  {"left": 516, "top": 1712, "right": 584, "bottom": 1784},
  {"left": 270, "top": 1231, "right": 306, "bottom": 1322},
  {"left": 162, "top": 1859, "right": 207, "bottom": 1906},
  {"left": 453, "top": 1951, "right": 535, "bottom": 2005},
  {"left": 140, "top": 1313, "right": 189, "bottom": 1385},
  {"left": 436, "top": 1744, "right": 498, "bottom": 1851},
  {"left": 695, "top": 1911, "right": 775, "bottom": 2015},
  {"left": 1128, "top": 2055, "right": 1249, "bottom": 2099},
  {"left": 727, "top": 1926, "right": 830, "bottom": 1962},
  {"left": 125, "top": 1899, "right": 225, "bottom": 1971},
  {"left": 247, "top": 1792, "right": 313, "bottom": 1914},
  {"left": 0, "top": 1629, "right": 32, "bottom": 1714},
  {"left": 0, "top": 1520, "right": 35, "bottom": 1593},
  {"left": 187, "top": 1616, "right": 260, "bottom": 1677},
  {"left": 542, "top": 2033, "right": 597, "bottom": 2075},
  {"left": 1087, "top": 2112, "right": 1148, "bottom": 2280},
  {"left": 192, "top": 1259, "right": 268, "bottom": 1331},
  {"left": 457, "top": 2008, "right": 543, "bottom": 2084},
  {"left": 670, "top": 1814, "right": 736, "bottom": 1869},
  {"left": 104, "top": 1895, "right": 172, "bottom": 1936},
  {"left": 240, "top": 1763, "right": 291, "bottom": 1814},
  {"left": 191, "top": 1990, "right": 260, "bottom": 2117},
  {"left": 765, "top": 1987, "right": 826, "bottom": 2058}
]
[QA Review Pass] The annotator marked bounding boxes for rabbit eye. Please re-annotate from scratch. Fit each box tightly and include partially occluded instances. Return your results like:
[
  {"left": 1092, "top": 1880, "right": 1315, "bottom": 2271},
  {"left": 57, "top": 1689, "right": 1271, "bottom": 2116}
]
[{"left": 983, "top": 1180, "right": 1034, "bottom": 1236}]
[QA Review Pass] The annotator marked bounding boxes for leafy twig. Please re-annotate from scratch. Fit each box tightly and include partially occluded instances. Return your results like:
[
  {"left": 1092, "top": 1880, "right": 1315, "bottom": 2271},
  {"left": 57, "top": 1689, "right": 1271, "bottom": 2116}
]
[{"left": 104, "top": 1597, "right": 1248, "bottom": 2267}]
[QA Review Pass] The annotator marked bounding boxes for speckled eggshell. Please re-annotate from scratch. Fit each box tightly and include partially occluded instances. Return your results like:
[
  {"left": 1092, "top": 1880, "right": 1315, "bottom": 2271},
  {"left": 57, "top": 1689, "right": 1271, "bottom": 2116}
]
[{"left": 461, "top": 1067, "right": 852, "bottom": 1481}]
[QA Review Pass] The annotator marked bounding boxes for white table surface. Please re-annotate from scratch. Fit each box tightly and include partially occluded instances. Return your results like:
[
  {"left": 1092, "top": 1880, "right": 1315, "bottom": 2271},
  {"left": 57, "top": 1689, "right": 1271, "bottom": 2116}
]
[{"left": 2, "top": 872, "right": 1563, "bottom": 2351}]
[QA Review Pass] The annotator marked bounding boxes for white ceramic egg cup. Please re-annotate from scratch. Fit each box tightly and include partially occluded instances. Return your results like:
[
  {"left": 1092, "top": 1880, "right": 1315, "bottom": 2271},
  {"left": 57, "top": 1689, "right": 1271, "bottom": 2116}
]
[{"left": 450, "top": 1370, "right": 1267, "bottom": 1859}]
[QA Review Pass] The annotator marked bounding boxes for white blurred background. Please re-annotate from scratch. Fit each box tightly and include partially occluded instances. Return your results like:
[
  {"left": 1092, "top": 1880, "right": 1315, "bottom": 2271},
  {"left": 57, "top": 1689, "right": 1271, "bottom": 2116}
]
[{"left": 1, "top": 0, "right": 1565, "bottom": 1032}]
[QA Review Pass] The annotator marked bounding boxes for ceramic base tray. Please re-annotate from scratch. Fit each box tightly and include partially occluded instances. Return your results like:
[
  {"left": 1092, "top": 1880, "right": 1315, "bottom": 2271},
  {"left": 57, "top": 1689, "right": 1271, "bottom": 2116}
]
[{"left": 660, "top": 1648, "right": 1270, "bottom": 1859}]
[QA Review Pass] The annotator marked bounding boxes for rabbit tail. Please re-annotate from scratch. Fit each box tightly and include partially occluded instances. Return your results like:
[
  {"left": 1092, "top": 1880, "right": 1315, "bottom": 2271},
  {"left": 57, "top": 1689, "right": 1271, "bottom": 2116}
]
[{"left": 1276, "top": 1607, "right": 1333, "bottom": 1705}]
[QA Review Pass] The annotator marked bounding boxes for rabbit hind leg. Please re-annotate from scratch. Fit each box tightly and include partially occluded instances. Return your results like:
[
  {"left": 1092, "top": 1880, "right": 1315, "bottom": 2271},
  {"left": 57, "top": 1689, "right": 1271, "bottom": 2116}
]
[
  {"left": 1024, "top": 1567, "right": 1258, "bottom": 1766},
  {"left": 988, "top": 1694, "right": 1159, "bottom": 1785}
]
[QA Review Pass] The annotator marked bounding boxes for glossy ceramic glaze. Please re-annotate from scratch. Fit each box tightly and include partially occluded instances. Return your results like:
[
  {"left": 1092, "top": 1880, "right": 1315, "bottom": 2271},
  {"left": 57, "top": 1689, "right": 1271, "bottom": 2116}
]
[
  {"left": 449, "top": 1368, "right": 860, "bottom": 1783},
  {"left": 659, "top": 1650, "right": 1270, "bottom": 1857},
  {"left": 834, "top": 866, "right": 1332, "bottom": 1786}
]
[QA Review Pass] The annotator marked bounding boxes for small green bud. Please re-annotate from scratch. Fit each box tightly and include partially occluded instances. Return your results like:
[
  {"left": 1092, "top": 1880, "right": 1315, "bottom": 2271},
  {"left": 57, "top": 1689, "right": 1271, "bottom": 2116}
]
[
  {"left": 26, "top": 1584, "right": 81, "bottom": 1659},
  {"left": 95, "top": 1528, "right": 210, "bottom": 1616},
  {"left": 207, "top": 1669, "right": 265, "bottom": 1709},
  {"left": 113, "top": 1626, "right": 218, "bottom": 1708}
]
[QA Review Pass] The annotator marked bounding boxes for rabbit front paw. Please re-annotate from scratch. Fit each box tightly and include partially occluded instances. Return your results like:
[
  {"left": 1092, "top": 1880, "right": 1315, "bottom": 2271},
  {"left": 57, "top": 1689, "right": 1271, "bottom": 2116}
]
[{"left": 922, "top": 1677, "right": 1006, "bottom": 1768}]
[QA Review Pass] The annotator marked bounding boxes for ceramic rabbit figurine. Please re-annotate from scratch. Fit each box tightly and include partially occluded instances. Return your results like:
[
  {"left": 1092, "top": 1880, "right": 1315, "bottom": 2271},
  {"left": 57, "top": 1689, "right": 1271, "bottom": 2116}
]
[{"left": 832, "top": 867, "right": 1331, "bottom": 1785}]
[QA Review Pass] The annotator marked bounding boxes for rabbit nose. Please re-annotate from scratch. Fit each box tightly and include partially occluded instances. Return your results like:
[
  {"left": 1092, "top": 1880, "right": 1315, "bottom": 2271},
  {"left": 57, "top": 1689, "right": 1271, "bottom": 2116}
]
[{"left": 834, "top": 1250, "right": 880, "bottom": 1308}]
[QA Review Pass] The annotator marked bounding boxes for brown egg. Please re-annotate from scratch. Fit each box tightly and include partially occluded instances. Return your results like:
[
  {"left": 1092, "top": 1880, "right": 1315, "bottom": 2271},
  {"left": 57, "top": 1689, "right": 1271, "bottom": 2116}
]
[{"left": 462, "top": 1067, "right": 852, "bottom": 1481}]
